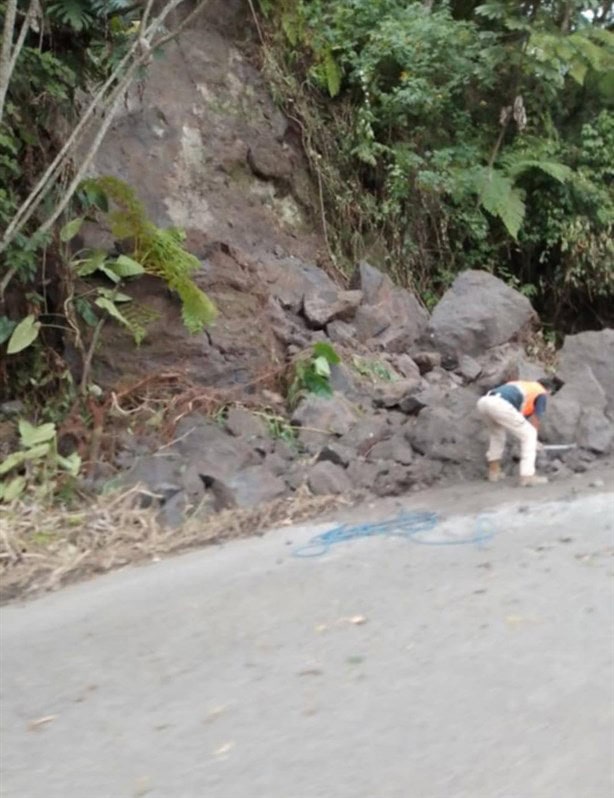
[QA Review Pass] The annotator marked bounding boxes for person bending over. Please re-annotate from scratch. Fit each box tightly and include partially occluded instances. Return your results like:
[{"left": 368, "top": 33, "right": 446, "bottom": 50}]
[{"left": 477, "top": 377, "right": 560, "bottom": 487}]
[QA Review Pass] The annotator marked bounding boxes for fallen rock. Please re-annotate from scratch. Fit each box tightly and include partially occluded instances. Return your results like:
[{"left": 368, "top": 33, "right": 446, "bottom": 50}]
[
  {"left": 339, "top": 417, "right": 391, "bottom": 457},
  {"left": 366, "top": 432, "right": 414, "bottom": 465},
  {"left": 558, "top": 329, "right": 614, "bottom": 418},
  {"left": 264, "top": 451, "right": 290, "bottom": 476},
  {"left": 475, "top": 344, "right": 523, "bottom": 391},
  {"left": 412, "top": 351, "right": 442, "bottom": 375},
  {"left": 326, "top": 320, "right": 359, "bottom": 347},
  {"left": 406, "top": 457, "right": 444, "bottom": 486},
  {"left": 515, "top": 355, "right": 546, "bottom": 382},
  {"left": 372, "top": 462, "right": 414, "bottom": 497},
  {"left": 303, "top": 289, "right": 362, "bottom": 328},
  {"left": 260, "top": 257, "right": 337, "bottom": 313},
  {"left": 554, "top": 373, "right": 607, "bottom": 415},
  {"left": 174, "top": 415, "right": 261, "bottom": 479},
  {"left": 328, "top": 362, "right": 360, "bottom": 398},
  {"left": 399, "top": 392, "right": 432, "bottom": 416},
  {"left": 541, "top": 396, "right": 582, "bottom": 445},
  {"left": 226, "top": 466, "right": 288, "bottom": 507},
  {"left": 291, "top": 394, "right": 358, "bottom": 436},
  {"left": 225, "top": 407, "right": 268, "bottom": 439},
  {"left": 267, "top": 297, "right": 310, "bottom": 348},
  {"left": 350, "top": 261, "right": 429, "bottom": 350},
  {"left": 198, "top": 474, "right": 238, "bottom": 511},
  {"left": 350, "top": 260, "right": 388, "bottom": 304},
  {"left": 353, "top": 305, "right": 390, "bottom": 341},
  {"left": 389, "top": 354, "right": 421, "bottom": 381},
  {"left": 346, "top": 460, "right": 379, "bottom": 490},
  {"left": 429, "top": 270, "right": 538, "bottom": 357},
  {"left": 316, "top": 443, "right": 353, "bottom": 468},
  {"left": 457, "top": 354, "right": 482, "bottom": 382},
  {"left": 308, "top": 460, "right": 353, "bottom": 495},
  {"left": 577, "top": 408, "right": 613, "bottom": 454},
  {"left": 373, "top": 378, "right": 423, "bottom": 409},
  {"left": 408, "top": 388, "right": 484, "bottom": 469}
]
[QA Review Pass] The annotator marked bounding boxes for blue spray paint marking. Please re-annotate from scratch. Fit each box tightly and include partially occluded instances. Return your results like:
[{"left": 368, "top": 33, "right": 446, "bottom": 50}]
[{"left": 293, "top": 511, "right": 495, "bottom": 558}]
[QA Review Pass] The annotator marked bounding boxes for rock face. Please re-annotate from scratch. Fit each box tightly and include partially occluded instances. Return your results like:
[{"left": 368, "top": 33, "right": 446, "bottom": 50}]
[{"left": 428, "top": 270, "right": 538, "bottom": 357}]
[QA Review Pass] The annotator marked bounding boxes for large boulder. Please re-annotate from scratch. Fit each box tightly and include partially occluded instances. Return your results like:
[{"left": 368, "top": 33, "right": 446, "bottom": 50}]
[
  {"left": 539, "top": 393, "right": 612, "bottom": 454},
  {"left": 577, "top": 407, "right": 613, "bottom": 454},
  {"left": 428, "top": 270, "right": 538, "bottom": 357},
  {"left": 557, "top": 329, "right": 614, "bottom": 419},
  {"left": 350, "top": 261, "right": 429, "bottom": 351},
  {"left": 408, "top": 388, "right": 485, "bottom": 472},
  {"left": 540, "top": 397, "right": 582, "bottom": 445}
]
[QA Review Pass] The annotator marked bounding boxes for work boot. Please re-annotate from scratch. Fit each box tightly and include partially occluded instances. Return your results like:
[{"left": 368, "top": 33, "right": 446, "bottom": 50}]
[
  {"left": 519, "top": 474, "right": 548, "bottom": 487},
  {"left": 487, "top": 460, "right": 504, "bottom": 482}
]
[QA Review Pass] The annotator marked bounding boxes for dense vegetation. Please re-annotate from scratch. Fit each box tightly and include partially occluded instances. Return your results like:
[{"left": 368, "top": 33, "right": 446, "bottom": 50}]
[
  {"left": 257, "top": 0, "right": 613, "bottom": 330},
  {"left": 0, "top": 1, "right": 612, "bottom": 403},
  {"left": 0, "top": 0, "right": 213, "bottom": 404}
]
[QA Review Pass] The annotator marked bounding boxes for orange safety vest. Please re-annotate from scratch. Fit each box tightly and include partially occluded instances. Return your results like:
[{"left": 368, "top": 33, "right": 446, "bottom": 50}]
[{"left": 507, "top": 380, "right": 548, "bottom": 417}]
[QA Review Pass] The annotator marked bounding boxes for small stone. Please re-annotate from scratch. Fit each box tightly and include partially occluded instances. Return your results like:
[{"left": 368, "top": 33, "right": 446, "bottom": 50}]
[
  {"left": 589, "top": 479, "right": 605, "bottom": 488},
  {"left": 391, "top": 354, "right": 421, "bottom": 380}
]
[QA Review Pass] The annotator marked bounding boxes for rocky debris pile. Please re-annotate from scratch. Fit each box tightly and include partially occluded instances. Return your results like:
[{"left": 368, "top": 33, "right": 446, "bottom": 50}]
[
  {"left": 107, "top": 259, "right": 613, "bottom": 526},
  {"left": 80, "top": 1, "right": 611, "bottom": 525}
]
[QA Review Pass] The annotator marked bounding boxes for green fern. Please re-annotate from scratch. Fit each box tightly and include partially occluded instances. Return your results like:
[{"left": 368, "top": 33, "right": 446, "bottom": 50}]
[
  {"left": 83, "top": 177, "right": 217, "bottom": 334},
  {"left": 120, "top": 303, "right": 161, "bottom": 345},
  {"left": 506, "top": 159, "right": 573, "bottom": 183},
  {"left": 475, "top": 167, "right": 525, "bottom": 240}
]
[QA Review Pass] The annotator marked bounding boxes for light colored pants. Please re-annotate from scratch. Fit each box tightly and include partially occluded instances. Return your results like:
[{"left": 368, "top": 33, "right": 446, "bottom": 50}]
[{"left": 477, "top": 394, "right": 537, "bottom": 477}]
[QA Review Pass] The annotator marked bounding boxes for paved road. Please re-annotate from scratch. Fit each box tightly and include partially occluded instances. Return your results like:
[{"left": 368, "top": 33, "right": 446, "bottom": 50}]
[{"left": 1, "top": 485, "right": 613, "bottom": 798}]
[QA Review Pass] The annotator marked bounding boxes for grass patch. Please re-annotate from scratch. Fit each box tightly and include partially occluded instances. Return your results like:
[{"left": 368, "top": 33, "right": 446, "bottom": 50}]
[{"left": 0, "top": 485, "right": 353, "bottom": 603}]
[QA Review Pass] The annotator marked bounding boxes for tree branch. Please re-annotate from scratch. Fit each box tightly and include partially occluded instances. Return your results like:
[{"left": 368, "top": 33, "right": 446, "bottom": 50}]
[{"left": 0, "top": 0, "right": 18, "bottom": 122}]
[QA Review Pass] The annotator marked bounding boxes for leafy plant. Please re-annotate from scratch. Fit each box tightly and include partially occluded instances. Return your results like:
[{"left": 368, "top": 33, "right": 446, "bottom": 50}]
[
  {"left": 288, "top": 341, "right": 341, "bottom": 407},
  {"left": 0, "top": 419, "right": 81, "bottom": 503},
  {"left": 258, "top": 0, "right": 614, "bottom": 329},
  {"left": 77, "top": 176, "right": 218, "bottom": 334}
]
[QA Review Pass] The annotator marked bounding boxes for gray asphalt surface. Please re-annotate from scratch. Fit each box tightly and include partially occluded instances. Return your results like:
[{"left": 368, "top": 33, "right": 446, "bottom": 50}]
[{"left": 1, "top": 482, "right": 613, "bottom": 798}]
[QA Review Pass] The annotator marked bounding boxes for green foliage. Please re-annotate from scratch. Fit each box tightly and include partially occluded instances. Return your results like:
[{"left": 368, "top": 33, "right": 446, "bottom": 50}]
[
  {"left": 6, "top": 315, "right": 41, "bottom": 355},
  {"left": 82, "top": 177, "right": 217, "bottom": 334},
  {"left": 0, "top": 419, "right": 81, "bottom": 504},
  {"left": 259, "top": 412, "right": 298, "bottom": 446},
  {"left": 288, "top": 342, "right": 341, "bottom": 407},
  {"left": 261, "top": 0, "right": 614, "bottom": 328}
]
